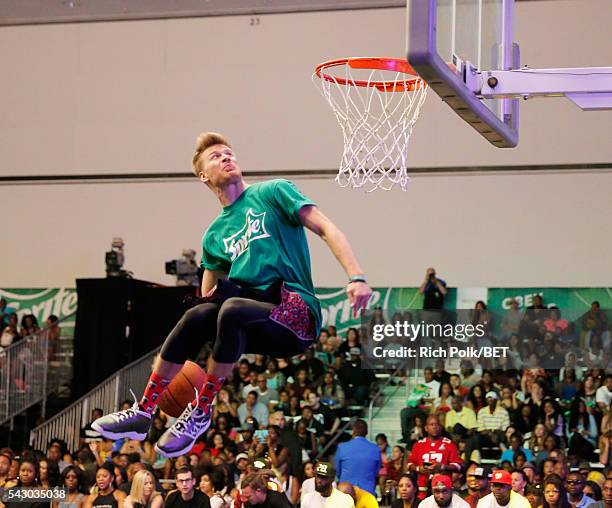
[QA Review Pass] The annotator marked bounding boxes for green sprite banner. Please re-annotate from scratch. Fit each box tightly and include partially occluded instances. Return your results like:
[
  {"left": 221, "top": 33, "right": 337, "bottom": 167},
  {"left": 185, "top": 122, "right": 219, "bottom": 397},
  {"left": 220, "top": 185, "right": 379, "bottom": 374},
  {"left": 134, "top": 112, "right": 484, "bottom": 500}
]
[
  {"left": 0, "top": 288, "right": 77, "bottom": 331},
  {"left": 316, "top": 287, "right": 458, "bottom": 334}
]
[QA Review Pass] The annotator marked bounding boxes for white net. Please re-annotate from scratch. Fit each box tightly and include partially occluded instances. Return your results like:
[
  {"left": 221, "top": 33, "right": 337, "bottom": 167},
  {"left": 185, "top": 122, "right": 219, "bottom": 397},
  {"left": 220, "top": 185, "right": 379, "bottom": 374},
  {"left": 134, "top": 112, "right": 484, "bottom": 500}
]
[{"left": 313, "top": 58, "right": 428, "bottom": 192}]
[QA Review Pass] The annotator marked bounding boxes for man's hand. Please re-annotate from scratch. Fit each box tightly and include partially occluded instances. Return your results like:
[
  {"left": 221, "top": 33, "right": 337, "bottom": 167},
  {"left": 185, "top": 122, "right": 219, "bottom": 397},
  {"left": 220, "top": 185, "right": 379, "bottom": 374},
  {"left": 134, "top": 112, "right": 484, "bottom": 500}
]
[{"left": 347, "top": 281, "right": 372, "bottom": 317}]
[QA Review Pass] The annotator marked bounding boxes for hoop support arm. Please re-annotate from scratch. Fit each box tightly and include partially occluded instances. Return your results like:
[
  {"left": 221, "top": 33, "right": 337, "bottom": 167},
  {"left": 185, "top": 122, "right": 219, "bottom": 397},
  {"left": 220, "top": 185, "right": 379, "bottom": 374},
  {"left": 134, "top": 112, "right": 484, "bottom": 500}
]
[{"left": 473, "top": 65, "right": 612, "bottom": 110}]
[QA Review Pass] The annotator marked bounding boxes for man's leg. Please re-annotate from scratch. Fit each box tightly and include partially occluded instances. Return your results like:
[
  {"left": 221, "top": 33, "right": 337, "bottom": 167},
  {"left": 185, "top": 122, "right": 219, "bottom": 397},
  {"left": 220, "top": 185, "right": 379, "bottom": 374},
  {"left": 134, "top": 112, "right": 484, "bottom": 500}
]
[
  {"left": 92, "top": 302, "right": 219, "bottom": 440},
  {"left": 156, "top": 296, "right": 311, "bottom": 456}
]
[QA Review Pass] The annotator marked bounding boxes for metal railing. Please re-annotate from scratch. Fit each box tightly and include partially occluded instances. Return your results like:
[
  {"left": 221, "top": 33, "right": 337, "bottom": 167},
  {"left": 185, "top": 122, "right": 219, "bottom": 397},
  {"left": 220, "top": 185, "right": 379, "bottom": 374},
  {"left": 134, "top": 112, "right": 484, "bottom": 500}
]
[
  {"left": 0, "top": 313, "right": 75, "bottom": 425},
  {"left": 29, "top": 347, "right": 160, "bottom": 452},
  {"left": 367, "top": 367, "right": 406, "bottom": 441}
]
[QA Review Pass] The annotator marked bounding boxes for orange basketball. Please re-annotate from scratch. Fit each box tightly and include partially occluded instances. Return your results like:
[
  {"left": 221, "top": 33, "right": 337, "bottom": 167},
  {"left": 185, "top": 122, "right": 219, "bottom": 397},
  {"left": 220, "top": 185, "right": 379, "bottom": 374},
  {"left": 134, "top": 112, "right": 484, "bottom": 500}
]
[{"left": 158, "top": 361, "right": 207, "bottom": 417}]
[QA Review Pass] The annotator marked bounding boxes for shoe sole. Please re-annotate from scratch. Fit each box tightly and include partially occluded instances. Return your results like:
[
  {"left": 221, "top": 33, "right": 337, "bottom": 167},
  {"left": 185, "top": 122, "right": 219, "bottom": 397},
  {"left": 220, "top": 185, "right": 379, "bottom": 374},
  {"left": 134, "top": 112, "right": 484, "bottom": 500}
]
[
  {"left": 154, "top": 420, "right": 211, "bottom": 458},
  {"left": 91, "top": 422, "right": 147, "bottom": 441}
]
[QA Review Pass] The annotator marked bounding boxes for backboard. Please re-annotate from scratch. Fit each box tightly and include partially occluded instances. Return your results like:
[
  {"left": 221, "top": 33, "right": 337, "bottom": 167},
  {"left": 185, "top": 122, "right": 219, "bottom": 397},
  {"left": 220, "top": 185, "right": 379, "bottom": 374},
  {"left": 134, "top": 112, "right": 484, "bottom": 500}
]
[{"left": 407, "top": 0, "right": 520, "bottom": 147}]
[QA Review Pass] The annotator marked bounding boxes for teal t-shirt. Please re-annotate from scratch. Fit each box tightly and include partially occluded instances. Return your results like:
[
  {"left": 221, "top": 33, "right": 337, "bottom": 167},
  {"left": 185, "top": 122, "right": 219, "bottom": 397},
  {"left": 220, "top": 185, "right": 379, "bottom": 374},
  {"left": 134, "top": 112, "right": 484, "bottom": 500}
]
[{"left": 201, "top": 179, "right": 322, "bottom": 336}]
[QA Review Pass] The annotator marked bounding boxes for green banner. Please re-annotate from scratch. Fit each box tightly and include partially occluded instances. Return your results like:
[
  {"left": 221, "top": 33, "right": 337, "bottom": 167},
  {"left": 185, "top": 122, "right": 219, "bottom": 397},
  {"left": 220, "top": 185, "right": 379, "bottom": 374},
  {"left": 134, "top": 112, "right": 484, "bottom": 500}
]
[
  {"left": 316, "top": 287, "right": 457, "bottom": 334},
  {"left": 486, "top": 287, "right": 612, "bottom": 321},
  {"left": 0, "top": 288, "right": 77, "bottom": 330}
]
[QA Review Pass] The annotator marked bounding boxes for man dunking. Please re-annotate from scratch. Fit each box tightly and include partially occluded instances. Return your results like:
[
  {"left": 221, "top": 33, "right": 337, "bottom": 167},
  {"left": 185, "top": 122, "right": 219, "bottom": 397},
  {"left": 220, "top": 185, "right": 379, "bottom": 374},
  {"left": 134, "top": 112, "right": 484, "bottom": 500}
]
[{"left": 92, "top": 132, "right": 373, "bottom": 457}]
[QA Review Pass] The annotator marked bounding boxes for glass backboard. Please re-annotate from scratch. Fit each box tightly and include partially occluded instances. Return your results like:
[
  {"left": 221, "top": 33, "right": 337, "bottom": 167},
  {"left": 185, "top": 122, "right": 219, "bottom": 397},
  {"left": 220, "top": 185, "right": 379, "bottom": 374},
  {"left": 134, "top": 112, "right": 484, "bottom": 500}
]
[{"left": 407, "top": 0, "right": 519, "bottom": 147}]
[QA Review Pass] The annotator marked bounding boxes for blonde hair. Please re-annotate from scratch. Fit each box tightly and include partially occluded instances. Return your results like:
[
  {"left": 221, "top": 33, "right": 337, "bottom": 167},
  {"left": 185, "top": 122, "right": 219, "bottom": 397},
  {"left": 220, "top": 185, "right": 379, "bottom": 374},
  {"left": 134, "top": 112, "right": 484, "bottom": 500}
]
[
  {"left": 191, "top": 132, "right": 231, "bottom": 176},
  {"left": 129, "top": 470, "right": 160, "bottom": 506}
]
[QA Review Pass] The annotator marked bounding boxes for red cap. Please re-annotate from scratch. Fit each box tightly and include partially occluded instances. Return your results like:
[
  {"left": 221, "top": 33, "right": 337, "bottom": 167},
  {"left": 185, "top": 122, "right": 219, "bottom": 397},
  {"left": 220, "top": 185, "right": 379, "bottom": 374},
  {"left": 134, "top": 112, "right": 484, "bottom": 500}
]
[
  {"left": 491, "top": 470, "right": 512, "bottom": 486},
  {"left": 431, "top": 475, "right": 452, "bottom": 489}
]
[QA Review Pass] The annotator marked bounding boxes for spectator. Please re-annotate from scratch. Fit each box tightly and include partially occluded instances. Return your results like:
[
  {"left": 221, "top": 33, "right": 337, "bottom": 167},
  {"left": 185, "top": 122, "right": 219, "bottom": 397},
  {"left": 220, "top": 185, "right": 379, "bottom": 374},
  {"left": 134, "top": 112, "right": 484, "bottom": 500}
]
[
  {"left": 466, "top": 386, "right": 486, "bottom": 413},
  {"left": 337, "top": 481, "right": 379, "bottom": 508},
  {"left": 525, "top": 485, "right": 543, "bottom": 508},
  {"left": 299, "top": 406, "right": 324, "bottom": 436},
  {"left": 0, "top": 453, "right": 11, "bottom": 488},
  {"left": 254, "top": 375, "right": 280, "bottom": 408},
  {"left": 19, "top": 314, "right": 40, "bottom": 338},
  {"left": 419, "top": 268, "right": 447, "bottom": 311},
  {"left": 264, "top": 359, "right": 286, "bottom": 392},
  {"left": 476, "top": 470, "right": 530, "bottom": 508},
  {"left": 465, "top": 465, "right": 491, "bottom": 508},
  {"left": 296, "top": 420, "right": 317, "bottom": 460},
  {"left": 542, "top": 476, "right": 571, "bottom": 508},
  {"left": 597, "top": 479, "right": 612, "bottom": 508},
  {"left": 335, "top": 420, "right": 381, "bottom": 496},
  {"left": 419, "top": 474, "right": 470, "bottom": 508},
  {"left": 511, "top": 470, "right": 528, "bottom": 497},
  {"left": 499, "top": 434, "right": 534, "bottom": 466},
  {"left": 306, "top": 392, "right": 340, "bottom": 438},
  {"left": 446, "top": 396, "right": 477, "bottom": 437},
  {"left": 434, "top": 359, "right": 452, "bottom": 385},
  {"left": 302, "top": 462, "right": 354, "bottom": 508},
  {"left": 581, "top": 302, "right": 608, "bottom": 348},
  {"left": 58, "top": 465, "right": 89, "bottom": 508},
  {"left": 125, "top": 470, "right": 163, "bottom": 508},
  {"left": 501, "top": 300, "right": 522, "bottom": 339},
  {"left": 0, "top": 298, "right": 17, "bottom": 330},
  {"left": 476, "top": 392, "right": 510, "bottom": 447},
  {"left": 337, "top": 352, "right": 375, "bottom": 406},
  {"left": 379, "top": 446, "right": 406, "bottom": 499},
  {"left": 253, "top": 426, "right": 288, "bottom": 475},
  {"left": 407, "top": 415, "right": 462, "bottom": 499},
  {"left": 566, "top": 472, "right": 595, "bottom": 508},
  {"left": 401, "top": 367, "right": 441, "bottom": 441},
  {"left": 583, "top": 482, "right": 602, "bottom": 503},
  {"left": 212, "top": 388, "right": 240, "bottom": 430},
  {"left": 296, "top": 348, "right": 325, "bottom": 382},
  {"left": 338, "top": 328, "right": 362, "bottom": 361},
  {"left": 567, "top": 398, "right": 598, "bottom": 460},
  {"left": 596, "top": 375, "right": 612, "bottom": 412},
  {"left": 286, "top": 369, "right": 312, "bottom": 401},
  {"left": 450, "top": 374, "right": 469, "bottom": 400},
  {"left": 1, "top": 314, "right": 19, "bottom": 349},
  {"left": 390, "top": 474, "right": 419, "bottom": 508},
  {"left": 83, "top": 463, "right": 127, "bottom": 508},
  {"left": 461, "top": 363, "right": 482, "bottom": 390},
  {"left": 238, "top": 392, "right": 269, "bottom": 428},
  {"left": 317, "top": 370, "right": 346, "bottom": 409},
  {"left": 164, "top": 466, "right": 211, "bottom": 508}
]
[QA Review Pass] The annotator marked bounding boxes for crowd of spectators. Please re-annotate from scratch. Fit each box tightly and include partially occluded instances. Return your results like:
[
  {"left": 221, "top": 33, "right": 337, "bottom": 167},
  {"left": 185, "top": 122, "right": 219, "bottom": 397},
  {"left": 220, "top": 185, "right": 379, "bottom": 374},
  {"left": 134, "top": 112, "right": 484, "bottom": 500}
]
[{"left": 0, "top": 292, "right": 610, "bottom": 508}]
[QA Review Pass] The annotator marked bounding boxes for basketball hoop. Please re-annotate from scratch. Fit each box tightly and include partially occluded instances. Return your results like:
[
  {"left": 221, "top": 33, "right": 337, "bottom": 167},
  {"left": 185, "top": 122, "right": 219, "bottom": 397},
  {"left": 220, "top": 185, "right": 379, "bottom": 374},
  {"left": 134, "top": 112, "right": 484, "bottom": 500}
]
[{"left": 313, "top": 57, "right": 427, "bottom": 192}]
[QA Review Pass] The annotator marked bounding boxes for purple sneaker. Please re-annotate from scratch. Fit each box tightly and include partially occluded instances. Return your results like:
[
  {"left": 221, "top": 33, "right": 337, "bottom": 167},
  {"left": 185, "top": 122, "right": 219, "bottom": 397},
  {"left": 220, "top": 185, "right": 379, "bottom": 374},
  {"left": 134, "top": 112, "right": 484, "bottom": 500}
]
[
  {"left": 154, "top": 402, "right": 211, "bottom": 458},
  {"left": 91, "top": 401, "right": 151, "bottom": 440}
]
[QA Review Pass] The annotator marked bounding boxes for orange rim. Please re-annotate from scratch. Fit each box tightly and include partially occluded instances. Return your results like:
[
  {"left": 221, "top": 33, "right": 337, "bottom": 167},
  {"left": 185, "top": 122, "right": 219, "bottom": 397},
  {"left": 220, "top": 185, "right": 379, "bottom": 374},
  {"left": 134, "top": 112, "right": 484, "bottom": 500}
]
[{"left": 314, "top": 57, "right": 425, "bottom": 92}]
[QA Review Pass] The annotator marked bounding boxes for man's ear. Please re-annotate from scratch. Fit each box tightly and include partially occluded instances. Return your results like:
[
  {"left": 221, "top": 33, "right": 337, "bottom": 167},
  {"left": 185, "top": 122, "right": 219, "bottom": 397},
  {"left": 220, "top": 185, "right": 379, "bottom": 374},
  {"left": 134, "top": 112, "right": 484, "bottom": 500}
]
[{"left": 199, "top": 171, "right": 209, "bottom": 184}]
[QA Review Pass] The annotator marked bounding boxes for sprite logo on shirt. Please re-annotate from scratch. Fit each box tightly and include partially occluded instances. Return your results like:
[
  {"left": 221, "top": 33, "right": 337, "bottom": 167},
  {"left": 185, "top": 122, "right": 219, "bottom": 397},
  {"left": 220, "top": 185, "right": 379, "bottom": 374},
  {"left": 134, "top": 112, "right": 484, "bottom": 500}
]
[{"left": 223, "top": 208, "right": 271, "bottom": 261}]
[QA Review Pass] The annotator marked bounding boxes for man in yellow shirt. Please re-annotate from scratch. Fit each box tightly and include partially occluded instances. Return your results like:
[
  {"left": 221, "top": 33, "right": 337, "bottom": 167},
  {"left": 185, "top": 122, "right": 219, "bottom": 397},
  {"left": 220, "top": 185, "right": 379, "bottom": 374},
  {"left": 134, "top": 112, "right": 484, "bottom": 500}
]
[
  {"left": 339, "top": 482, "right": 380, "bottom": 508},
  {"left": 445, "top": 396, "right": 478, "bottom": 463}
]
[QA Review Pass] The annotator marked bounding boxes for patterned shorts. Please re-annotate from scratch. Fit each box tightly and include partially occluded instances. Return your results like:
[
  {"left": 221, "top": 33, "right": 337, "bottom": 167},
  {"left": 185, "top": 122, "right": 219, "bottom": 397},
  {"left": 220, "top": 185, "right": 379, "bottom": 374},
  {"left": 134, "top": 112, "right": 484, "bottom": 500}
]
[{"left": 269, "top": 284, "right": 316, "bottom": 342}]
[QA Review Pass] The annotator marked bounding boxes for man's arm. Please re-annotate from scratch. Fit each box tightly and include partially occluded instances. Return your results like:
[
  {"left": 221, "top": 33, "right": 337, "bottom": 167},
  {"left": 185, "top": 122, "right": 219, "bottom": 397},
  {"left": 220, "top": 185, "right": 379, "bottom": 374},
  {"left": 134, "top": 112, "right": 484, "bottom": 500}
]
[
  {"left": 299, "top": 205, "right": 372, "bottom": 313},
  {"left": 201, "top": 269, "right": 227, "bottom": 295}
]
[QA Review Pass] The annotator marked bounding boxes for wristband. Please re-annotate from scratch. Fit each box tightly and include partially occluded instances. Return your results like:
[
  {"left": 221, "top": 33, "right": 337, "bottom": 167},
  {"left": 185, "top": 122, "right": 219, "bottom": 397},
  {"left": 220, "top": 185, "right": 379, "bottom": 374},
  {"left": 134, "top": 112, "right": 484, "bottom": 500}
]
[{"left": 349, "top": 275, "right": 366, "bottom": 284}]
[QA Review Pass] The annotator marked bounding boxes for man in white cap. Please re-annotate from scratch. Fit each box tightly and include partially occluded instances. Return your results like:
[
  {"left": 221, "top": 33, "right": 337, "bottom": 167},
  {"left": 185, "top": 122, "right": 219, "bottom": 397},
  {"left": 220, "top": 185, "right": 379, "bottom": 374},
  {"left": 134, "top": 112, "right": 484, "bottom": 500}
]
[
  {"left": 476, "top": 470, "right": 531, "bottom": 508},
  {"left": 476, "top": 392, "right": 510, "bottom": 448},
  {"left": 302, "top": 462, "right": 354, "bottom": 508}
]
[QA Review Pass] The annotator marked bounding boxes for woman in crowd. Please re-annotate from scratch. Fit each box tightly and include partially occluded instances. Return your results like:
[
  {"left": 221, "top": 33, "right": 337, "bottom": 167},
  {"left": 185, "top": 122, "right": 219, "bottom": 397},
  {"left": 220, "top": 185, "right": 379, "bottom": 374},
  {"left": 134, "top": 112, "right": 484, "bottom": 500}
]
[
  {"left": 56, "top": 466, "right": 89, "bottom": 508},
  {"left": 1, "top": 456, "right": 47, "bottom": 508},
  {"left": 379, "top": 446, "right": 406, "bottom": 499},
  {"left": 212, "top": 387, "right": 240, "bottom": 430},
  {"left": 317, "top": 370, "right": 345, "bottom": 409},
  {"left": 567, "top": 397, "right": 598, "bottom": 458},
  {"left": 83, "top": 463, "right": 126, "bottom": 508},
  {"left": 124, "top": 470, "right": 161, "bottom": 508},
  {"left": 338, "top": 327, "right": 361, "bottom": 360},
  {"left": 296, "top": 420, "right": 317, "bottom": 461},
  {"left": 527, "top": 423, "right": 548, "bottom": 455},
  {"left": 264, "top": 359, "right": 286, "bottom": 392},
  {"left": 1, "top": 314, "right": 20, "bottom": 349},
  {"left": 534, "top": 433, "right": 558, "bottom": 466},
  {"left": 579, "top": 374, "right": 599, "bottom": 408},
  {"left": 466, "top": 384, "right": 486, "bottom": 412},
  {"left": 433, "top": 382, "right": 453, "bottom": 420},
  {"left": 39, "top": 459, "right": 60, "bottom": 489},
  {"left": 541, "top": 476, "right": 570, "bottom": 508},
  {"left": 557, "top": 368, "right": 580, "bottom": 403},
  {"left": 542, "top": 398, "right": 565, "bottom": 444},
  {"left": 390, "top": 473, "right": 419, "bottom": 508},
  {"left": 19, "top": 314, "right": 40, "bottom": 338}
]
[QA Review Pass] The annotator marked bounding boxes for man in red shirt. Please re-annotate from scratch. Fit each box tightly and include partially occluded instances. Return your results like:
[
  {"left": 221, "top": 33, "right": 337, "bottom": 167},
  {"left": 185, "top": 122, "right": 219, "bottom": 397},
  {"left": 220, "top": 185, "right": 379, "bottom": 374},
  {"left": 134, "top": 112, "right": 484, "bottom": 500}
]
[{"left": 407, "top": 415, "right": 463, "bottom": 499}]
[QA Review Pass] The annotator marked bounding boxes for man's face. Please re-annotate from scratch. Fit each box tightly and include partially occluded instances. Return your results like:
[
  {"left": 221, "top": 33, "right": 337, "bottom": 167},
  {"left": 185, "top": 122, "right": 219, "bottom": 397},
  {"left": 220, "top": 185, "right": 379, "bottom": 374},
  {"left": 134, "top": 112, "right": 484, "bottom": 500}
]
[
  {"left": 511, "top": 472, "right": 526, "bottom": 493},
  {"left": 433, "top": 485, "right": 453, "bottom": 507},
  {"left": 451, "top": 397, "right": 463, "bottom": 412},
  {"left": 602, "top": 480, "right": 612, "bottom": 504},
  {"left": 491, "top": 483, "right": 512, "bottom": 505},
  {"left": 487, "top": 397, "right": 497, "bottom": 409},
  {"left": 566, "top": 474, "right": 585, "bottom": 496},
  {"left": 240, "top": 486, "right": 266, "bottom": 504},
  {"left": 0, "top": 455, "right": 10, "bottom": 476},
  {"left": 307, "top": 392, "right": 319, "bottom": 406},
  {"left": 424, "top": 369, "right": 434, "bottom": 382},
  {"left": 315, "top": 475, "right": 333, "bottom": 494},
  {"left": 426, "top": 417, "right": 442, "bottom": 438},
  {"left": 176, "top": 472, "right": 195, "bottom": 496},
  {"left": 199, "top": 144, "right": 242, "bottom": 187},
  {"left": 47, "top": 445, "right": 61, "bottom": 463},
  {"left": 246, "top": 393, "right": 257, "bottom": 407},
  {"left": 257, "top": 376, "right": 267, "bottom": 390}
]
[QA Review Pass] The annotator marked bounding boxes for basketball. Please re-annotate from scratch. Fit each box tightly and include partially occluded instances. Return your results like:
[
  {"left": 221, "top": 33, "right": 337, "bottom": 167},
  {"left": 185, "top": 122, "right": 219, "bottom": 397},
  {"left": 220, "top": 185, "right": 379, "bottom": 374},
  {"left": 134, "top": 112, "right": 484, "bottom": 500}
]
[{"left": 157, "top": 361, "right": 207, "bottom": 417}]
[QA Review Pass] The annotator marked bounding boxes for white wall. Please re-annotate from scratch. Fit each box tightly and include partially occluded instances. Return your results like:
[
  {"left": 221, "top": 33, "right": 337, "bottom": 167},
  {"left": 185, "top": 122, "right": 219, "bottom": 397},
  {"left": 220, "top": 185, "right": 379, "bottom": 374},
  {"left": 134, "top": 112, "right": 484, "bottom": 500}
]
[{"left": 1, "top": 0, "right": 611, "bottom": 288}]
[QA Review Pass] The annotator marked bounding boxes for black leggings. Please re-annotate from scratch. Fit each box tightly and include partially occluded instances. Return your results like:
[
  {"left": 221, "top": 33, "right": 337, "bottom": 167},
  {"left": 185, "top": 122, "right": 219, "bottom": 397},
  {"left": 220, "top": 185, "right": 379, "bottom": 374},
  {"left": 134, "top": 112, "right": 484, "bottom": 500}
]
[{"left": 160, "top": 297, "right": 312, "bottom": 364}]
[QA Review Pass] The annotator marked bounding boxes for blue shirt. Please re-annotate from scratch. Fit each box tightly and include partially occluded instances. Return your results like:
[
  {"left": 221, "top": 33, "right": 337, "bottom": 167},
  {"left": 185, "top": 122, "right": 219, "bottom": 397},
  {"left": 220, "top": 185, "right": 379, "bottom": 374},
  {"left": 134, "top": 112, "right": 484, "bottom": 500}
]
[
  {"left": 499, "top": 447, "right": 534, "bottom": 465},
  {"left": 335, "top": 436, "right": 381, "bottom": 495}
]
